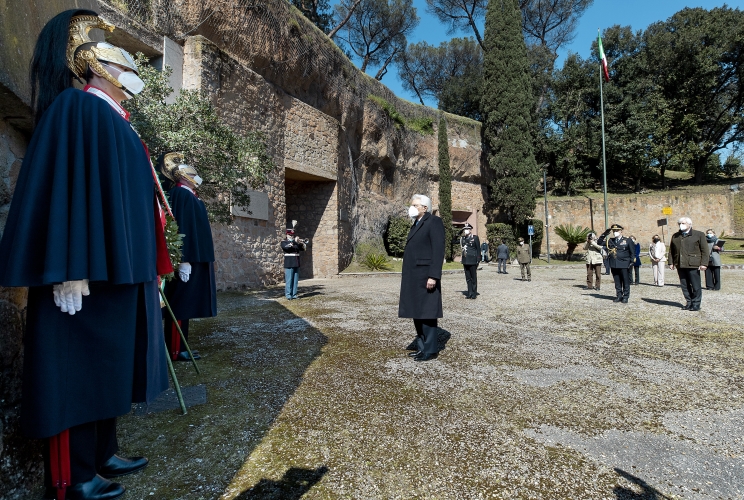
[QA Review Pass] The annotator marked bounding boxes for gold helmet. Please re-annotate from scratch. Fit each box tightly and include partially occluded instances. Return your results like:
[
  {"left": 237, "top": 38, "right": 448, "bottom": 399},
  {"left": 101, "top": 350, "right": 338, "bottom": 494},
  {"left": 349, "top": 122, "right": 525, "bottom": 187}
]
[
  {"left": 160, "top": 152, "right": 203, "bottom": 187},
  {"left": 67, "top": 14, "right": 139, "bottom": 89}
]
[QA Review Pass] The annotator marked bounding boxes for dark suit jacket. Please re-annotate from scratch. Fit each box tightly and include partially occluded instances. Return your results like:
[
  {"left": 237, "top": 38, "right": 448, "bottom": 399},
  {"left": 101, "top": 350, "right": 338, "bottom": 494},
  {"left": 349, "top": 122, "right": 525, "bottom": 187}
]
[
  {"left": 670, "top": 230, "right": 710, "bottom": 268},
  {"left": 608, "top": 236, "right": 635, "bottom": 268},
  {"left": 398, "top": 212, "right": 445, "bottom": 319},
  {"left": 460, "top": 234, "right": 481, "bottom": 266}
]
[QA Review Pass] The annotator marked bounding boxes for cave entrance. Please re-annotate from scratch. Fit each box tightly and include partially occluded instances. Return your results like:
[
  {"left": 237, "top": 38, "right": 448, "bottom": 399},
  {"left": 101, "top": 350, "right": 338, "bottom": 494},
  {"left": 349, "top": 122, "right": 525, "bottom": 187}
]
[{"left": 285, "top": 168, "right": 338, "bottom": 279}]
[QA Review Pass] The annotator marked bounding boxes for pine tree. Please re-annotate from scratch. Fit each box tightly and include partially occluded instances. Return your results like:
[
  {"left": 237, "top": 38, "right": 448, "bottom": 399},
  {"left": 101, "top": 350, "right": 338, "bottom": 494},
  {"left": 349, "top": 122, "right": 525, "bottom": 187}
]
[
  {"left": 438, "top": 115, "right": 454, "bottom": 261},
  {"left": 481, "top": 0, "right": 539, "bottom": 223}
]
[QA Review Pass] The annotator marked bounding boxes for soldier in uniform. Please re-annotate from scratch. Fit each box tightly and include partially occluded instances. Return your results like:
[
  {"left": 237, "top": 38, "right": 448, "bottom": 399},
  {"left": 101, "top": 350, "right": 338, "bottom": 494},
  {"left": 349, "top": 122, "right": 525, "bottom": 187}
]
[
  {"left": 458, "top": 223, "right": 481, "bottom": 299},
  {"left": 0, "top": 10, "right": 170, "bottom": 499},
  {"left": 605, "top": 223, "right": 635, "bottom": 303},
  {"left": 281, "top": 223, "right": 307, "bottom": 299},
  {"left": 161, "top": 153, "right": 217, "bottom": 361}
]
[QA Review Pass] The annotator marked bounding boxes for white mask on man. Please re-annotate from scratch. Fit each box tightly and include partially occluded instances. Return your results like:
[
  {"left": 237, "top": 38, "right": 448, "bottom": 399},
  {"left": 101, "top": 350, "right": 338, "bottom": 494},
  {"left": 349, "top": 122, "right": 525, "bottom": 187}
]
[
  {"left": 519, "top": 242, "right": 524, "bottom": 246},
  {"left": 463, "top": 229, "right": 471, "bottom": 236},
  {"left": 408, "top": 206, "right": 419, "bottom": 218},
  {"left": 679, "top": 224, "right": 688, "bottom": 232},
  {"left": 613, "top": 231, "right": 620, "bottom": 238}
]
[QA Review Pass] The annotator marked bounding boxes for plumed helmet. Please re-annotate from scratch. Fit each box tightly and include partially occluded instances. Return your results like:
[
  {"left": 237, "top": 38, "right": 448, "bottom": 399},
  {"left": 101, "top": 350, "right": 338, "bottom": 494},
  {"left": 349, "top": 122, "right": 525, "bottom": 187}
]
[
  {"left": 159, "top": 152, "right": 201, "bottom": 187},
  {"left": 67, "top": 14, "right": 138, "bottom": 89}
]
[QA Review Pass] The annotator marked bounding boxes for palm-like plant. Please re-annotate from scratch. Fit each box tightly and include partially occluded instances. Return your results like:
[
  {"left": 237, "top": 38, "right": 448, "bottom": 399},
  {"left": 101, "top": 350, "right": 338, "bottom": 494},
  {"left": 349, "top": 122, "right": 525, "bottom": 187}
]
[{"left": 553, "top": 224, "right": 592, "bottom": 260}]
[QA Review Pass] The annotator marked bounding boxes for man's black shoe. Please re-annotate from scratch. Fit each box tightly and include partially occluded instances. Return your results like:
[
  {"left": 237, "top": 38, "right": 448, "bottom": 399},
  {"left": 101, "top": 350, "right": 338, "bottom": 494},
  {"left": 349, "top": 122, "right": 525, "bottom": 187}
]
[
  {"left": 99, "top": 455, "right": 148, "bottom": 478},
  {"left": 413, "top": 352, "right": 438, "bottom": 362},
  {"left": 613, "top": 297, "right": 621, "bottom": 302},
  {"left": 66, "top": 474, "right": 124, "bottom": 500},
  {"left": 408, "top": 351, "right": 421, "bottom": 357},
  {"left": 176, "top": 351, "right": 201, "bottom": 361},
  {"left": 681, "top": 304, "right": 691, "bottom": 310},
  {"left": 690, "top": 306, "right": 701, "bottom": 311},
  {"left": 621, "top": 299, "right": 628, "bottom": 303}
]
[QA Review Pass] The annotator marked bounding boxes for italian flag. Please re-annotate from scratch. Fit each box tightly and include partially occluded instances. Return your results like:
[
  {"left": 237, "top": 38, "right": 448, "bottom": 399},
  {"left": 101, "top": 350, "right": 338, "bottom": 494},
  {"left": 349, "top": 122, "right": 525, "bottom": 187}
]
[{"left": 597, "top": 29, "right": 610, "bottom": 82}]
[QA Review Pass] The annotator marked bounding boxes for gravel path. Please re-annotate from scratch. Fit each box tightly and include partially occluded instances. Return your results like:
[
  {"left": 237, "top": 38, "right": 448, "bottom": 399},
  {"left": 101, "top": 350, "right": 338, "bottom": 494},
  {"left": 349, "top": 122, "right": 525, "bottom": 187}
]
[{"left": 114, "top": 264, "right": 744, "bottom": 499}]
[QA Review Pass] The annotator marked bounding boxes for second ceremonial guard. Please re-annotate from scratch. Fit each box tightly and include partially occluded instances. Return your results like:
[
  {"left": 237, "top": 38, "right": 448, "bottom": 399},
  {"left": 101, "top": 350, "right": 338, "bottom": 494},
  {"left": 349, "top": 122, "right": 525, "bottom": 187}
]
[{"left": 458, "top": 223, "right": 480, "bottom": 299}]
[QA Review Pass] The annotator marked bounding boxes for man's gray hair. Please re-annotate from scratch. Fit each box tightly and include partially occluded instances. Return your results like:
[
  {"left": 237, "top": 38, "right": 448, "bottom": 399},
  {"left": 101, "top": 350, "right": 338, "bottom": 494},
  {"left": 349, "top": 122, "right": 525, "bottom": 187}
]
[
  {"left": 411, "top": 194, "right": 431, "bottom": 211},
  {"left": 677, "top": 216, "right": 693, "bottom": 226}
]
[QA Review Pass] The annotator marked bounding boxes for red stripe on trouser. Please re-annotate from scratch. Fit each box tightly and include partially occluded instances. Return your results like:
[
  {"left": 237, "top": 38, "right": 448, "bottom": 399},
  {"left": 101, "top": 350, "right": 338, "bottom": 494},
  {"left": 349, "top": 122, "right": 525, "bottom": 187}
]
[
  {"left": 49, "top": 430, "right": 70, "bottom": 500},
  {"left": 170, "top": 320, "right": 181, "bottom": 360}
]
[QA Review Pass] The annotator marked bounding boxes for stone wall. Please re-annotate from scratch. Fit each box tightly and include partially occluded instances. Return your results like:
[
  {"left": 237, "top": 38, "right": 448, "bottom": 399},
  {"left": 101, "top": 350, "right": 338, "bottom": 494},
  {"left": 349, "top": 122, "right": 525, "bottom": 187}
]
[{"left": 538, "top": 190, "right": 738, "bottom": 254}]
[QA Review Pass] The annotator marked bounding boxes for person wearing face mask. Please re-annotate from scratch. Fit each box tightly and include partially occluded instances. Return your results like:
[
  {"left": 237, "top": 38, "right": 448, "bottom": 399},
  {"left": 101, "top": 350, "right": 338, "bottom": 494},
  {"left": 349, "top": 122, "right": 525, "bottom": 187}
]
[
  {"left": 705, "top": 229, "right": 722, "bottom": 291},
  {"left": 458, "top": 223, "right": 481, "bottom": 299},
  {"left": 160, "top": 153, "right": 217, "bottom": 362},
  {"left": 630, "top": 235, "right": 642, "bottom": 285},
  {"left": 583, "top": 232, "right": 603, "bottom": 290},
  {"left": 516, "top": 237, "right": 531, "bottom": 281},
  {"left": 399, "top": 194, "right": 445, "bottom": 361},
  {"left": 669, "top": 217, "right": 710, "bottom": 311},
  {"left": 606, "top": 224, "right": 634, "bottom": 303},
  {"left": 0, "top": 11, "right": 170, "bottom": 499},
  {"left": 648, "top": 234, "right": 667, "bottom": 286}
]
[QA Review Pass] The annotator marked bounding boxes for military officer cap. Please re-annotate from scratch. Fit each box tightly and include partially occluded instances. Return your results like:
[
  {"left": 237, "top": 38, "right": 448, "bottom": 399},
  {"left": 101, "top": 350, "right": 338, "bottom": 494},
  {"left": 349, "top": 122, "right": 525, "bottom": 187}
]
[
  {"left": 610, "top": 223, "right": 624, "bottom": 231},
  {"left": 462, "top": 223, "right": 473, "bottom": 231}
]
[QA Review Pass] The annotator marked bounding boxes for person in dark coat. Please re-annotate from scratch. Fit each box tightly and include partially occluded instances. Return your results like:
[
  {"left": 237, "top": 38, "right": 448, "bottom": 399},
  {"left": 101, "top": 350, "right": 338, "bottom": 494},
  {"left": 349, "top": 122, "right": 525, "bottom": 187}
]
[
  {"left": 631, "top": 235, "right": 642, "bottom": 284},
  {"left": 605, "top": 224, "right": 634, "bottom": 303},
  {"left": 399, "top": 194, "right": 445, "bottom": 362},
  {"left": 281, "top": 223, "right": 307, "bottom": 299},
  {"left": 480, "top": 239, "right": 490, "bottom": 263},
  {"left": 496, "top": 240, "right": 510, "bottom": 274},
  {"left": 458, "top": 223, "right": 481, "bottom": 299},
  {"left": 0, "top": 11, "right": 169, "bottom": 499},
  {"left": 669, "top": 217, "right": 710, "bottom": 311},
  {"left": 705, "top": 229, "right": 722, "bottom": 291},
  {"left": 161, "top": 153, "right": 217, "bottom": 361}
]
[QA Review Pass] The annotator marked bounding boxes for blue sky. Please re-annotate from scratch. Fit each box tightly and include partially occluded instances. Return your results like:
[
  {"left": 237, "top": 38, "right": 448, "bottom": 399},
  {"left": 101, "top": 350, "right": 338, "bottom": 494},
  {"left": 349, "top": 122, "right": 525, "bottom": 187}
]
[{"left": 372, "top": 0, "right": 744, "bottom": 107}]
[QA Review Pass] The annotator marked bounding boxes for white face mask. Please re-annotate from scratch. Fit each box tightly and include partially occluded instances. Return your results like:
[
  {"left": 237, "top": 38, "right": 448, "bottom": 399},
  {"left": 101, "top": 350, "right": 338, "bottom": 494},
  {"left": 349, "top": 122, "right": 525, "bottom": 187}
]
[
  {"left": 463, "top": 230, "right": 471, "bottom": 236},
  {"left": 519, "top": 241, "right": 524, "bottom": 246},
  {"left": 192, "top": 175, "right": 203, "bottom": 187},
  {"left": 101, "top": 63, "right": 144, "bottom": 96},
  {"left": 408, "top": 205, "right": 419, "bottom": 218},
  {"left": 679, "top": 224, "right": 688, "bottom": 232},
  {"left": 613, "top": 232, "right": 620, "bottom": 238}
]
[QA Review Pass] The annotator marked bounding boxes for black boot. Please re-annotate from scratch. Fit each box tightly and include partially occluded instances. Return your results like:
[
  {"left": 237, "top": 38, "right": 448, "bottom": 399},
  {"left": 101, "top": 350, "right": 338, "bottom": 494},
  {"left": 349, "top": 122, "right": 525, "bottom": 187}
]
[{"left": 66, "top": 475, "right": 124, "bottom": 500}]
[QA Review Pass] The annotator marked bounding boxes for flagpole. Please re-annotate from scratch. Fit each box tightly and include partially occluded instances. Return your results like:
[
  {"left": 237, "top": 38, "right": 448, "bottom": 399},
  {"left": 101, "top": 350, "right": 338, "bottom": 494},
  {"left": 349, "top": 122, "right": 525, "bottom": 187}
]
[{"left": 599, "top": 29, "right": 609, "bottom": 230}]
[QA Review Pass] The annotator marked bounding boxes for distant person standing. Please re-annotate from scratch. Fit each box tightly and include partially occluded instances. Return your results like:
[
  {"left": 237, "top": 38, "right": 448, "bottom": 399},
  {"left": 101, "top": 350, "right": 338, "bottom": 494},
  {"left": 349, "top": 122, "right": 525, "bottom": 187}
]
[
  {"left": 597, "top": 231, "right": 610, "bottom": 275},
  {"left": 648, "top": 234, "right": 666, "bottom": 286},
  {"left": 583, "top": 232, "right": 603, "bottom": 290},
  {"left": 516, "top": 237, "right": 531, "bottom": 281},
  {"left": 459, "top": 223, "right": 480, "bottom": 299},
  {"left": 630, "top": 235, "right": 642, "bottom": 285},
  {"left": 705, "top": 229, "right": 722, "bottom": 291},
  {"left": 669, "top": 217, "right": 710, "bottom": 311},
  {"left": 606, "top": 224, "right": 634, "bottom": 303},
  {"left": 281, "top": 223, "right": 307, "bottom": 300},
  {"left": 481, "top": 239, "right": 490, "bottom": 263},
  {"left": 496, "top": 240, "right": 510, "bottom": 274}
]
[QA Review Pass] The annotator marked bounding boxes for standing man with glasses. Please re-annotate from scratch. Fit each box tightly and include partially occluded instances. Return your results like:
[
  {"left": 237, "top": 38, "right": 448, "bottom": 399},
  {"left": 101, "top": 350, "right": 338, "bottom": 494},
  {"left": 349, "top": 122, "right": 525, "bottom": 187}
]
[{"left": 669, "top": 217, "right": 709, "bottom": 311}]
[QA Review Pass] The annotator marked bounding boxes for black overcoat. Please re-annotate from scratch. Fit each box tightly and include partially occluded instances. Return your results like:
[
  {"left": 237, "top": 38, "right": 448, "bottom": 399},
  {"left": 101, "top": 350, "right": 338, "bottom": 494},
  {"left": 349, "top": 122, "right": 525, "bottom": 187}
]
[
  {"left": 163, "top": 186, "right": 217, "bottom": 319},
  {"left": 607, "top": 236, "right": 635, "bottom": 268},
  {"left": 398, "top": 212, "right": 445, "bottom": 319},
  {"left": 0, "top": 88, "right": 168, "bottom": 438}
]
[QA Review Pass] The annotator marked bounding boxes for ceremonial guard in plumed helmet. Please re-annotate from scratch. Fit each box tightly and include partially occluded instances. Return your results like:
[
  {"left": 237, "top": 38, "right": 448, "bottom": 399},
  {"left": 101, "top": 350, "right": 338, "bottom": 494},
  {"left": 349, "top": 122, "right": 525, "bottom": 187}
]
[
  {"left": 160, "top": 153, "right": 217, "bottom": 361},
  {"left": 458, "top": 223, "right": 481, "bottom": 299},
  {"left": 0, "top": 10, "right": 171, "bottom": 499}
]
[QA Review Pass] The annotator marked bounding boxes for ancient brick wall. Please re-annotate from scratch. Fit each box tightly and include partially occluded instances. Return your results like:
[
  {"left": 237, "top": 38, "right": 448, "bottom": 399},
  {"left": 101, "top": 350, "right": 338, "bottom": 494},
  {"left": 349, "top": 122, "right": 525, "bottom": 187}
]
[{"left": 537, "top": 191, "right": 738, "bottom": 255}]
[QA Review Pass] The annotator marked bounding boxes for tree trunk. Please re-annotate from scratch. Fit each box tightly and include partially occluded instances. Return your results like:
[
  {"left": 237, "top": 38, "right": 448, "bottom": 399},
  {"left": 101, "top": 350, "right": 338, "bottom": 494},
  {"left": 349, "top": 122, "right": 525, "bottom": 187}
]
[{"left": 566, "top": 243, "right": 578, "bottom": 260}]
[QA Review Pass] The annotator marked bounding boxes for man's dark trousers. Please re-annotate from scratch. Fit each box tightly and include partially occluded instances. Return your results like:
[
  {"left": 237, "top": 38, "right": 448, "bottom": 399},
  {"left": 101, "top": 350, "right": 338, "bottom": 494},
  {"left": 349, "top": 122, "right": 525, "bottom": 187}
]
[
  {"left": 463, "top": 264, "right": 477, "bottom": 298},
  {"left": 498, "top": 258, "right": 507, "bottom": 273},
  {"left": 611, "top": 267, "right": 631, "bottom": 300},
  {"left": 413, "top": 319, "right": 439, "bottom": 354},
  {"left": 678, "top": 268, "right": 703, "bottom": 307}
]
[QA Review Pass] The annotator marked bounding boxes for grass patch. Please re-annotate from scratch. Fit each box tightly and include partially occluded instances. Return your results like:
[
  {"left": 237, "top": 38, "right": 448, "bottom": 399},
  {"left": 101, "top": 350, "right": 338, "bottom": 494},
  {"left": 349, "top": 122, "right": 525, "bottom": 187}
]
[{"left": 367, "top": 95, "right": 435, "bottom": 135}]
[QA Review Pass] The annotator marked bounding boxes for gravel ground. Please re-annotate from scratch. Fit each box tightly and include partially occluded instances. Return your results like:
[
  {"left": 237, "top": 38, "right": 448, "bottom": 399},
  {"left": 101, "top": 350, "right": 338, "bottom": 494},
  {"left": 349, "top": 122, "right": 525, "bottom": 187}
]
[{"left": 113, "top": 264, "right": 744, "bottom": 499}]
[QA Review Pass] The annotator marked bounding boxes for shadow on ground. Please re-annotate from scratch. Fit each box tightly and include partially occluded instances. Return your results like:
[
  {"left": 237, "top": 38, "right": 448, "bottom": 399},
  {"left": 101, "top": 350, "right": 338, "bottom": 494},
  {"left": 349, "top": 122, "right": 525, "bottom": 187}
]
[
  {"left": 613, "top": 468, "right": 673, "bottom": 499},
  {"left": 641, "top": 297, "right": 683, "bottom": 308},
  {"left": 115, "top": 286, "right": 328, "bottom": 499}
]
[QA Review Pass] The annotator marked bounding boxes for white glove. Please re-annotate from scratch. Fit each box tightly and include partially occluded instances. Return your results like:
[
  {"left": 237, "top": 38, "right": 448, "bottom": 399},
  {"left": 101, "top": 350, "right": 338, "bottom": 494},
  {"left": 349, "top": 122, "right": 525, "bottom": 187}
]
[
  {"left": 178, "top": 262, "right": 192, "bottom": 282},
  {"left": 52, "top": 279, "right": 90, "bottom": 315}
]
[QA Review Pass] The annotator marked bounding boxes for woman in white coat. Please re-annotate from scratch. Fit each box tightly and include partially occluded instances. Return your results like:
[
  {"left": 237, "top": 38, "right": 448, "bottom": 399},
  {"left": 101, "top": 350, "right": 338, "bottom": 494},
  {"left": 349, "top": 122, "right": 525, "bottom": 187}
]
[{"left": 648, "top": 234, "right": 667, "bottom": 286}]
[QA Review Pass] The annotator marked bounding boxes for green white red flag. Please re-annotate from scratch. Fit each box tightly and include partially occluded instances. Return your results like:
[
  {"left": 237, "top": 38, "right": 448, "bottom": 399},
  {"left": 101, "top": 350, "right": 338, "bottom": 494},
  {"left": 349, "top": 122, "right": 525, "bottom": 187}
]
[{"left": 597, "top": 30, "right": 610, "bottom": 82}]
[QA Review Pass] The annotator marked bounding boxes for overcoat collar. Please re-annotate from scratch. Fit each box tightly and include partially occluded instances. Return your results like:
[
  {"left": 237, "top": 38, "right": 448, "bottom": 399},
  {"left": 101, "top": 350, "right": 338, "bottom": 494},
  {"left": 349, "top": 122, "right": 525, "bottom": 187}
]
[{"left": 407, "top": 211, "right": 430, "bottom": 242}]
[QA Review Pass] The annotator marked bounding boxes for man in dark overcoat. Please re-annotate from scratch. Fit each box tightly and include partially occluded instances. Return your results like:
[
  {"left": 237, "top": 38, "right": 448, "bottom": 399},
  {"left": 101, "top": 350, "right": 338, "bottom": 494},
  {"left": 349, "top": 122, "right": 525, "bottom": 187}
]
[
  {"left": 458, "top": 223, "right": 481, "bottom": 299},
  {"left": 399, "top": 194, "right": 445, "bottom": 362},
  {"left": 0, "top": 10, "right": 169, "bottom": 499},
  {"left": 496, "top": 240, "right": 510, "bottom": 274},
  {"left": 606, "top": 224, "right": 634, "bottom": 303},
  {"left": 161, "top": 153, "right": 217, "bottom": 361},
  {"left": 669, "top": 216, "right": 710, "bottom": 311}
]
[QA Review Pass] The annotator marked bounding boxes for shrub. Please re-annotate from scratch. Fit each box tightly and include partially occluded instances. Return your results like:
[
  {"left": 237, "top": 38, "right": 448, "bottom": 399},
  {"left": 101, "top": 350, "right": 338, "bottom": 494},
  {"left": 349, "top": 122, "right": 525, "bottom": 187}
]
[
  {"left": 553, "top": 223, "right": 592, "bottom": 260},
  {"left": 384, "top": 216, "right": 411, "bottom": 257},
  {"left": 362, "top": 253, "right": 392, "bottom": 271},
  {"left": 355, "top": 237, "right": 387, "bottom": 263}
]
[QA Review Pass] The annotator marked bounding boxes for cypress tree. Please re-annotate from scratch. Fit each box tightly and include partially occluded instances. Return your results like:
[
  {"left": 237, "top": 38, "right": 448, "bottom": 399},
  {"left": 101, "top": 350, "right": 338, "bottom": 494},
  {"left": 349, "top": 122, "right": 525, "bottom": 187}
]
[
  {"left": 481, "top": 0, "right": 539, "bottom": 223},
  {"left": 438, "top": 115, "right": 454, "bottom": 261}
]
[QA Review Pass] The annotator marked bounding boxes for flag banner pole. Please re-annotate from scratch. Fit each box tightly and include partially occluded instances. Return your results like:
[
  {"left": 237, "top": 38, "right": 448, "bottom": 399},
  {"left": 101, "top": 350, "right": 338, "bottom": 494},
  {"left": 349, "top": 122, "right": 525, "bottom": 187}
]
[
  {"left": 159, "top": 288, "right": 201, "bottom": 375},
  {"left": 599, "top": 28, "right": 609, "bottom": 230},
  {"left": 163, "top": 336, "right": 188, "bottom": 415}
]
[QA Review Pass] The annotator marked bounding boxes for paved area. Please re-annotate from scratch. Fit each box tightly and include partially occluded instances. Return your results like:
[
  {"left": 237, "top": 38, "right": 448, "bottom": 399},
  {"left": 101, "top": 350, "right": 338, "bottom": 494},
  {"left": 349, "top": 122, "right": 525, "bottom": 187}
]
[{"left": 114, "top": 264, "right": 744, "bottom": 499}]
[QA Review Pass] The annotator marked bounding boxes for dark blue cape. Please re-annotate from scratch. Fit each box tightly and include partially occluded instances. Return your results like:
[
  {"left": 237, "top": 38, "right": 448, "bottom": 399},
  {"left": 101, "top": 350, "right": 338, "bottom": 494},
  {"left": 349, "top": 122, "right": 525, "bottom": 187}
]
[
  {"left": 0, "top": 88, "right": 158, "bottom": 286},
  {"left": 168, "top": 186, "right": 215, "bottom": 263}
]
